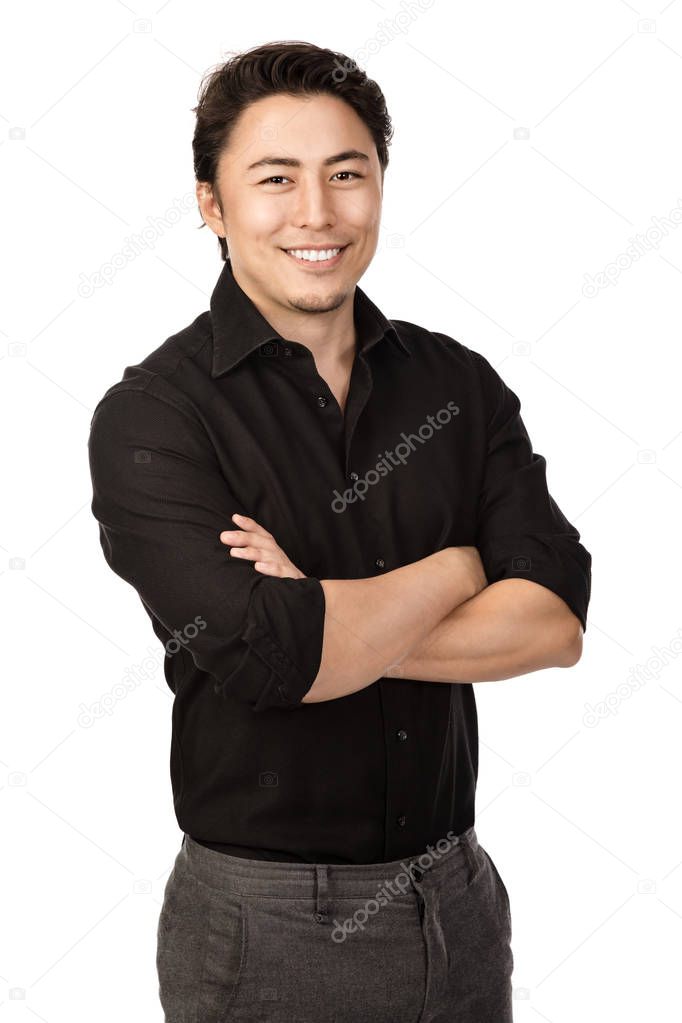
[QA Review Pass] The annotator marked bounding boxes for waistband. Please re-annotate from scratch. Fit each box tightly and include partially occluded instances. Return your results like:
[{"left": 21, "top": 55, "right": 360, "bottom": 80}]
[{"left": 179, "top": 826, "right": 480, "bottom": 900}]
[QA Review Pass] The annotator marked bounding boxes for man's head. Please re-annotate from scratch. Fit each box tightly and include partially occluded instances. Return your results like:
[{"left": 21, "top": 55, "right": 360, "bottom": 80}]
[{"left": 192, "top": 41, "right": 393, "bottom": 320}]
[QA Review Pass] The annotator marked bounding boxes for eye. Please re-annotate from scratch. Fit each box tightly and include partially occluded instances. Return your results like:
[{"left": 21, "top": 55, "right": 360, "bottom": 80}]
[{"left": 258, "top": 171, "right": 363, "bottom": 185}]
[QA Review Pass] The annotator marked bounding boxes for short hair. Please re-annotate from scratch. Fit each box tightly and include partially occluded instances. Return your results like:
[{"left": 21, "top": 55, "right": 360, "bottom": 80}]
[{"left": 191, "top": 40, "right": 394, "bottom": 261}]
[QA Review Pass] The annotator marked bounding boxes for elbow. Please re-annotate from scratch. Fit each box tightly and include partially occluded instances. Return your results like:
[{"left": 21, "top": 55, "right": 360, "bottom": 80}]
[
  {"left": 301, "top": 686, "right": 320, "bottom": 704},
  {"left": 300, "top": 619, "right": 340, "bottom": 703},
  {"left": 556, "top": 617, "right": 584, "bottom": 667},
  {"left": 300, "top": 669, "right": 321, "bottom": 703},
  {"left": 301, "top": 663, "right": 336, "bottom": 703}
]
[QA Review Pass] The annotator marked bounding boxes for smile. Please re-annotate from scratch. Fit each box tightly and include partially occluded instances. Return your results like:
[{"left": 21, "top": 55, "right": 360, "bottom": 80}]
[{"left": 282, "top": 246, "right": 349, "bottom": 269}]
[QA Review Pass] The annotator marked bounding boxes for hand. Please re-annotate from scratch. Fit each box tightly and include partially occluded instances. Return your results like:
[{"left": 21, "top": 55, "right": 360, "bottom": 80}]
[{"left": 219, "top": 513, "right": 306, "bottom": 579}]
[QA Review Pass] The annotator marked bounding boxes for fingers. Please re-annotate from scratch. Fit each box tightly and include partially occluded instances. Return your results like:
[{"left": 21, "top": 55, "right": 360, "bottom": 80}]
[
  {"left": 220, "top": 530, "right": 276, "bottom": 552},
  {"left": 218, "top": 515, "right": 290, "bottom": 577},
  {"left": 227, "top": 547, "right": 290, "bottom": 577},
  {"left": 230, "top": 512, "right": 272, "bottom": 539},
  {"left": 226, "top": 545, "right": 267, "bottom": 561},
  {"left": 254, "top": 560, "right": 284, "bottom": 575}
]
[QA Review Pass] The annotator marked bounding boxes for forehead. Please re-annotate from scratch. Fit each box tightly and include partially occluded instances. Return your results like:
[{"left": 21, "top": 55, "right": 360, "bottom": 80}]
[{"left": 222, "top": 92, "right": 375, "bottom": 169}]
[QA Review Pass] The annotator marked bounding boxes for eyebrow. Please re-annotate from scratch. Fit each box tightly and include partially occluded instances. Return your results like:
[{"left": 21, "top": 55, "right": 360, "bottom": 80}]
[{"left": 246, "top": 149, "right": 370, "bottom": 172}]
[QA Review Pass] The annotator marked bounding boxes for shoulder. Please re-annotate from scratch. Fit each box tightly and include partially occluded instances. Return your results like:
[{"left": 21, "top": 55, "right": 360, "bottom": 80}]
[
  {"left": 390, "top": 319, "right": 486, "bottom": 368},
  {"left": 89, "top": 311, "right": 213, "bottom": 429},
  {"left": 391, "top": 319, "right": 502, "bottom": 388},
  {"left": 390, "top": 320, "right": 519, "bottom": 426}
]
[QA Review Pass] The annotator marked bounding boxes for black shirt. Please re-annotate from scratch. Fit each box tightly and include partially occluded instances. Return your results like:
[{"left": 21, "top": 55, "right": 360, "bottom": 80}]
[{"left": 87, "top": 258, "right": 591, "bottom": 864}]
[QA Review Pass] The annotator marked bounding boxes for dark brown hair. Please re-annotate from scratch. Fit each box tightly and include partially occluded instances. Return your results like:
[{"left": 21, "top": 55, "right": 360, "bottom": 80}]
[{"left": 191, "top": 40, "right": 394, "bottom": 261}]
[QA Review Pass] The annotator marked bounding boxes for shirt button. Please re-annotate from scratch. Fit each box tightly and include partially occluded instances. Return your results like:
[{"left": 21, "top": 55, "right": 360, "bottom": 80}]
[
  {"left": 397, "top": 729, "right": 408, "bottom": 742},
  {"left": 317, "top": 395, "right": 328, "bottom": 408},
  {"left": 349, "top": 471, "right": 359, "bottom": 481},
  {"left": 375, "top": 557, "right": 385, "bottom": 570},
  {"left": 397, "top": 815, "right": 407, "bottom": 827}
]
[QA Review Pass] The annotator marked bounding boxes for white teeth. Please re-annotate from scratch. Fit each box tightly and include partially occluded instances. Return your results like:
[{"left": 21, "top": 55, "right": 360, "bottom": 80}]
[{"left": 286, "top": 248, "right": 342, "bottom": 262}]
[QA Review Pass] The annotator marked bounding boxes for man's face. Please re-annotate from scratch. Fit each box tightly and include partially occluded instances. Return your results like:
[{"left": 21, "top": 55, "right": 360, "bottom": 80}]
[{"left": 197, "top": 92, "right": 384, "bottom": 317}]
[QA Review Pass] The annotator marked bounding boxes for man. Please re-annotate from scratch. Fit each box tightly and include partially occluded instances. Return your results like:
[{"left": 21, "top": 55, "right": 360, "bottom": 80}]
[{"left": 88, "top": 41, "right": 591, "bottom": 1023}]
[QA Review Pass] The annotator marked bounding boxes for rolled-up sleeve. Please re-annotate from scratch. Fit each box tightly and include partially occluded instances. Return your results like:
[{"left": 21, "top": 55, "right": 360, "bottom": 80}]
[
  {"left": 87, "top": 385, "right": 326, "bottom": 711},
  {"left": 471, "top": 350, "right": 592, "bottom": 633}
]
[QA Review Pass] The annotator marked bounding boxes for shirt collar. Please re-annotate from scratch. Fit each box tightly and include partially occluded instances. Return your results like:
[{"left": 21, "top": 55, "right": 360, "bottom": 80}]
[{"left": 210, "top": 258, "right": 411, "bottom": 378}]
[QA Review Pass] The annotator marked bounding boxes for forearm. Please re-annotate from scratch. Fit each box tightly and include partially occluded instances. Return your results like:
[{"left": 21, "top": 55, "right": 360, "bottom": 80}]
[
  {"left": 387, "top": 579, "right": 583, "bottom": 683},
  {"left": 303, "top": 548, "right": 482, "bottom": 703}
]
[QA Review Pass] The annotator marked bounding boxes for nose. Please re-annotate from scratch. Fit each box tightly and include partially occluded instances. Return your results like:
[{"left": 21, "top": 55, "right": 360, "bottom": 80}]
[{"left": 291, "top": 178, "right": 337, "bottom": 232}]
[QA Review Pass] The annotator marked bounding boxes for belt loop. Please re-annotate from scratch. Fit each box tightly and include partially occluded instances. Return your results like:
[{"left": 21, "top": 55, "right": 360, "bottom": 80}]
[{"left": 314, "top": 865, "right": 329, "bottom": 923}]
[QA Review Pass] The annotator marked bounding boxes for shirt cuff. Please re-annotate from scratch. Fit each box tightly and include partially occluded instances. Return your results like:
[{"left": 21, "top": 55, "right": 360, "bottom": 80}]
[
  {"left": 479, "top": 533, "right": 592, "bottom": 633},
  {"left": 215, "top": 575, "right": 327, "bottom": 712}
]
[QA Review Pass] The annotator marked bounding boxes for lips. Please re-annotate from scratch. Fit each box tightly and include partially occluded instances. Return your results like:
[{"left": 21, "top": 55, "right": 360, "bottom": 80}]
[
  {"left": 281, "top": 245, "right": 349, "bottom": 268},
  {"left": 281, "top": 245, "right": 348, "bottom": 253}
]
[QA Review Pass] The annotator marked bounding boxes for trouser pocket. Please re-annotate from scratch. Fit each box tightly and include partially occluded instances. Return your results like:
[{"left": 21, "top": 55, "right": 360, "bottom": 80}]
[{"left": 156, "top": 864, "right": 246, "bottom": 1022}]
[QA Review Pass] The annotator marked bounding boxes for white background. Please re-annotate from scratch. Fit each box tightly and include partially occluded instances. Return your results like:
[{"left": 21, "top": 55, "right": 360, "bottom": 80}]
[{"left": 2, "top": 0, "right": 681, "bottom": 1020}]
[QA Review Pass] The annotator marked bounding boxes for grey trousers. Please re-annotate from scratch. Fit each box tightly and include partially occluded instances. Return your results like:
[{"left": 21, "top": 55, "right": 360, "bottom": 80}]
[{"left": 156, "top": 826, "right": 513, "bottom": 1022}]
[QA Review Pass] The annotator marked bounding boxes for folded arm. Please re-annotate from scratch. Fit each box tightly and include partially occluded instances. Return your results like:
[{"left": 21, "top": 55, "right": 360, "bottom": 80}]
[
  {"left": 88, "top": 385, "right": 485, "bottom": 712},
  {"left": 221, "top": 518, "right": 581, "bottom": 694},
  {"left": 384, "top": 577, "right": 583, "bottom": 684},
  {"left": 448, "top": 345, "right": 592, "bottom": 677},
  {"left": 371, "top": 344, "right": 592, "bottom": 687},
  {"left": 88, "top": 349, "right": 591, "bottom": 713},
  {"left": 303, "top": 545, "right": 486, "bottom": 702}
]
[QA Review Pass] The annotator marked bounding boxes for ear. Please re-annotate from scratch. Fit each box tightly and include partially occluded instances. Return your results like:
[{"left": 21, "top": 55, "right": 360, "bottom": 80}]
[{"left": 196, "top": 181, "right": 225, "bottom": 237}]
